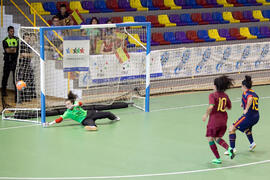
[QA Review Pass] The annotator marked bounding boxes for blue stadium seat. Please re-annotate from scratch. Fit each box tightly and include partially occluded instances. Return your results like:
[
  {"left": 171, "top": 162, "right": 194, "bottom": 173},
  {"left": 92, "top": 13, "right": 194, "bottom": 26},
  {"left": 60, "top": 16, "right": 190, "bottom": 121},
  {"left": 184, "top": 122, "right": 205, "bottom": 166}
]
[
  {"left": 212, "top": 12, "right": 230, "bottom": 24},
  {"left": 81, "top": 1, "right": 100, "bottom": 13},
  {"left": 43, "top": 2, "right": 59, "bottom": 15},
  {"left": 99, "top": 17, "right": 109, "bottom": 24},
  {"left": 249, "top": 26, "right": 265, "bottom": 38},
  {"left": 206, "top": 0, "right": 223, "bottom": 7},
  {"left": 141, "top": 0, "right": 159, "bottom": 10},
  {"left": 134, "top": 16, "right": 147, "bottom": 22},
  {"left": 197, "top": 30, "right": 216, "bottom": 42},
  {"left": 94, "top": 0, "right": 113, "bottom": 12},
  {"left": 218, "top": 28, "right": 236, "bottom": 40},
  {"left": 169, "top": 14, "right": 182, "bottom": 26},
  {"left": 164, "top": 32, "right": 181, "bottom": 44},
  {"left": 262, "top": 10, "right": 270, "bottom": 19},
  {"left": 201, "top": 13, "right": 216, "bottom": 24},
  {"left": 259, "top": 26, "right": 270, "bottom": 38},
  {"left": 185, "top": 0, "right": 202, "bottom": 8},
  {"left": 237, "top": 0, "right": 262, "bottom": 6},
  {"left": 180, "top": 14, "right": 198, "bottom": 25},
  {"left": 175, "top": 31, "right": 193, "bottom": 43},
  {"left": 175, "top": 0, "right": 190, "bottom": 9},
  {"left": 118, "top": 0, "right": 137, "bottom": 11}
]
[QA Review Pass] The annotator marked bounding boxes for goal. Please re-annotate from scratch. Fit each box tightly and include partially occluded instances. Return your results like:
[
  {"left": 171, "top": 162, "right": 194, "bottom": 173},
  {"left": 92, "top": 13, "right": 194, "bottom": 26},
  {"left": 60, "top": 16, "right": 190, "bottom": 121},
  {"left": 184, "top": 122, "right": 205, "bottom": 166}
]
[{"left": 2, "top": 22, "right": 154, "bottom": 124}]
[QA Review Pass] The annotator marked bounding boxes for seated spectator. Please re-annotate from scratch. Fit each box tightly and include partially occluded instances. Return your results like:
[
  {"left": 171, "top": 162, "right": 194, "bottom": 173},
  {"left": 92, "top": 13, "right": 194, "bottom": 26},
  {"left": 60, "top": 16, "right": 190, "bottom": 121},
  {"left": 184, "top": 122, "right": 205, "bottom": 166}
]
[
  {"left": 84, "top": 17, "right": 101, "bottom": 54},
  {"left": 85, "top": 17, "right": 100, "bottom": 36},
  {"left": 57, "top": 4, "right": 70, "bottom": 25},
  {"left": 104, "top": 19, "right": 114, "bottom": 37},
  {"left": 46, "top": 16, "right": 63, "bottom": 60},
  {"left": 46, "top": 16, "right": 63, "bottom": 41}
]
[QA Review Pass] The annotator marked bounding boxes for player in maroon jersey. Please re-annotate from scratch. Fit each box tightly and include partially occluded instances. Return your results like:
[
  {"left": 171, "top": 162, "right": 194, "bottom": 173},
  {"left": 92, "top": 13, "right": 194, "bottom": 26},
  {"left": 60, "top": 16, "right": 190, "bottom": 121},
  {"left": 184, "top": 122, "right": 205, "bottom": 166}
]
[{"left": 202, "top": 75, "right": 235, "bottom": 164}]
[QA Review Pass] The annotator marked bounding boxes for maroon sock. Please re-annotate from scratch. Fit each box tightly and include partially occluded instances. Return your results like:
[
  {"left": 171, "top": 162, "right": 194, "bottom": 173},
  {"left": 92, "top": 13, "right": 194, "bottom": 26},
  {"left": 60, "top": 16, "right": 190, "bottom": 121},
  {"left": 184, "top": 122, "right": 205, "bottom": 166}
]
[
  {"left": 216, "top": 138, "right": 229, "bottom": 150},
  {"left": 209, "top": 141, "right": 220, "bottom": 159}
]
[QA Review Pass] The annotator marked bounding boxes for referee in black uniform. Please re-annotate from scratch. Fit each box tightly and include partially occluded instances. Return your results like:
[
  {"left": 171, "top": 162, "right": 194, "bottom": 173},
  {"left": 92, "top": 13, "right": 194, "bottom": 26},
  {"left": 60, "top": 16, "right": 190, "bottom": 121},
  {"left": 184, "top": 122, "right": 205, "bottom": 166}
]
[{"left": 1, "top": 26, "right": 19, "bottom": 103}]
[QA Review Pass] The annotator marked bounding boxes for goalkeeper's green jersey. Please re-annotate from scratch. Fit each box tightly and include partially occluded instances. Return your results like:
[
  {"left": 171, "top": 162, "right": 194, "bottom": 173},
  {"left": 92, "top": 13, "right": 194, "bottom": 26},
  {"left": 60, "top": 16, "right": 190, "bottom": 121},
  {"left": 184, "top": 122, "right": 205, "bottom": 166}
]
[{"left": 61, "top": 102, "right": 87, "bottom": 123}]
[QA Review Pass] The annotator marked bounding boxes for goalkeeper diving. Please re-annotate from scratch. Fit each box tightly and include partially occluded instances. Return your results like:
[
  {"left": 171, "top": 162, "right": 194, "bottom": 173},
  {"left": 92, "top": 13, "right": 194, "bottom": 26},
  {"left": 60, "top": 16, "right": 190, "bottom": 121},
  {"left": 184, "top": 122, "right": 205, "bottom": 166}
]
[{"left": 44, "top": 91, "right": 120, "bottom": 130}]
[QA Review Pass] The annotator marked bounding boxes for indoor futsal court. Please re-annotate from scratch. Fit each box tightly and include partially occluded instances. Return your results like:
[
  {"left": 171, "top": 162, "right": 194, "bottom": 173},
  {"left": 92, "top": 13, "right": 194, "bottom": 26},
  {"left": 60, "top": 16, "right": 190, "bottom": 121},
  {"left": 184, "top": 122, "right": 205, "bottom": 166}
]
[{"left": 1, "top": 84, "right": 270, "bottom": 180}]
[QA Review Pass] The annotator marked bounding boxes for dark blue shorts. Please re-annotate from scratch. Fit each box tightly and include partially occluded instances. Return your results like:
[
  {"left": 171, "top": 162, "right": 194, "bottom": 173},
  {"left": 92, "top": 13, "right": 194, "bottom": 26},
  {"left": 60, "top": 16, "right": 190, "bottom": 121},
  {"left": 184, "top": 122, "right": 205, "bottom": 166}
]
[{"left": 233, "top": 114, "right": 259, "bottom": 132}]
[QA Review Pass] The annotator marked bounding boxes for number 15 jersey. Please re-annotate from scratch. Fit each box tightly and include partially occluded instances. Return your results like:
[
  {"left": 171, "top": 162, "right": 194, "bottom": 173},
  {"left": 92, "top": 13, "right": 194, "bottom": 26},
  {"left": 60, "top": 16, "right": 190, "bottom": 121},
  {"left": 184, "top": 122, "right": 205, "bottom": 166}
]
[
  {"left": 208, "top": 92, "right": 232, "bottom": 128},
  {"left": 242, "top": 89, "right": 259, "bottom": 116}
]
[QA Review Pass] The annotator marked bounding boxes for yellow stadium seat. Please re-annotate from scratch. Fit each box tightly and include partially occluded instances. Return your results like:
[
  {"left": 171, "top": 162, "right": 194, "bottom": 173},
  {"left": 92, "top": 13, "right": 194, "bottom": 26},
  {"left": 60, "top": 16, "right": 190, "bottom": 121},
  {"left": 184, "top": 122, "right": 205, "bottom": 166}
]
[
  {"left": 256, "top": 0, "right": 270, "bottom": 5},
  {"left": 70, "top": 1, "right": 89, "bottom": 14},
  {"left": 128, "top": 34, "right": 146, "bottom": 47},
  {"left": 208, "top": 29, "right": 226, "bottom": 41},
  {"left": 123, "top": 16, "right": 135, "bottom": 23},
  {"left": 30, "top": 3, "right": 50, "bottom": 15},
  {"left": 240, "top": 27, "right": 257, "bottom": 39},
  {"left": 223, "top": 12, "right": 240, "bottom": 23},
  {"left": 253, "top": 10, "right": 269, "bottom": 22},
  {"left": 130, "top": 0, "right": 148, "bottom": 11},
  {"left": 217, "top": 0, "right": 233, "bottom": 7},
  {"left": 123, "top": 16, "right": 141, "bottom": 28},
  {"left": 164, "top": 0, "right": 182, "bottom": 10},
  {"left": 158, "top": 15, "right": 176, "bottom": 27}
]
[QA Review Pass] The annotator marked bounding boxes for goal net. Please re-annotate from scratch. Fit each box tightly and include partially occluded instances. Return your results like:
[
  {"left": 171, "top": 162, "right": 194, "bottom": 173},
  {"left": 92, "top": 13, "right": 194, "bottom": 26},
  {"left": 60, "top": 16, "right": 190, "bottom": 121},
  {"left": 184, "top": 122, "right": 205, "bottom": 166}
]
[{"left": 2, "top": 22, "right": 153, "bottom": 124}]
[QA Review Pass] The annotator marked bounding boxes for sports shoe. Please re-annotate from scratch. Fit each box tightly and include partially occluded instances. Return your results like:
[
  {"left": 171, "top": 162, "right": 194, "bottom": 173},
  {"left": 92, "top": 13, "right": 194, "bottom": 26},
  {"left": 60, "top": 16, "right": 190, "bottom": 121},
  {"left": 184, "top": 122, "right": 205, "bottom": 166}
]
[
  {"left": 249, "top": 142, "right": 256, "bottom": 151},
  {"left": 113, "top": 117, "right": 120, "bottom": 121},
  {"left": 85, "top": 126, "right": 97, "bottom": 131},
  {"left": 228, "top": 147, "right": 235, "bottom": 159},
  {"left": 224, "top": 148, "right": 236, "bottom": 155},
  {"left": 212, "top": 158, "right": 222, "bottom": 164}
]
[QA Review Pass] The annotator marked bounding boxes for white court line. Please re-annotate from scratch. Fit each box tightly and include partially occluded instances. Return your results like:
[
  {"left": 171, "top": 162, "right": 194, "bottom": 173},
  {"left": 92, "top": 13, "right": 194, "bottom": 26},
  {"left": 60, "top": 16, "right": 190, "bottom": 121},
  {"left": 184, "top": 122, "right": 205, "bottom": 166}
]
[
  {"left": 150, "top": 96, "right": 270, "bottom": 112},
  {"left": 1, "top": 96, "right": 270, "bottom": 130},
  {"left": 0, "top": 97, "right": 269, "bottom": 179},
  {"left": 0, "top": 159, "right": 270, "bottom": 180},
  {"left": 0, "top": 124, "right": 39, "bottom": 131}
]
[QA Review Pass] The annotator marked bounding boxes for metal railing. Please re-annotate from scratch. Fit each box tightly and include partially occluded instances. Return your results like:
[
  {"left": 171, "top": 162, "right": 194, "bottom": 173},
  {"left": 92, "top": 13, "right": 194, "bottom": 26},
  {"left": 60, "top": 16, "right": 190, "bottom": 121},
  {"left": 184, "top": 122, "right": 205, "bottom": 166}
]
[{"left": 6, "top": 0, "right": 63, "bottom": 57}]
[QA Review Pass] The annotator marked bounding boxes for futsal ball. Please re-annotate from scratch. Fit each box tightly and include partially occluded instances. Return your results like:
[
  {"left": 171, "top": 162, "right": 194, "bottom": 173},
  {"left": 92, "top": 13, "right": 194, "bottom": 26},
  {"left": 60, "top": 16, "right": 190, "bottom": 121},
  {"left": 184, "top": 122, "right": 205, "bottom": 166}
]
[{"left": 16, "top": 80, "right": 27, "bottom": 91}]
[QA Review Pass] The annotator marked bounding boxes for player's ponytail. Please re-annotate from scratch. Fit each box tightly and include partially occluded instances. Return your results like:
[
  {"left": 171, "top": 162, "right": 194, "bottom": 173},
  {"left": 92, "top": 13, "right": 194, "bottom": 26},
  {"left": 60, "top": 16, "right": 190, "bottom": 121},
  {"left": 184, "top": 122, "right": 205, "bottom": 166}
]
[
  {"left": 242, "top": 75, "right": 252, "bottom": 89},
  {"left": 66, "top": 91, "right": 77, "bottom": 104},
  {"left": 214, "top": 75, "right": 234, "bottom": 92}
]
